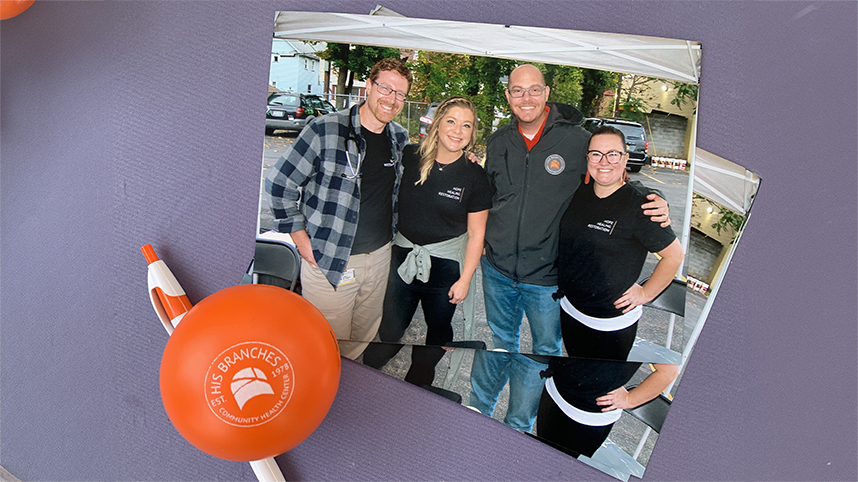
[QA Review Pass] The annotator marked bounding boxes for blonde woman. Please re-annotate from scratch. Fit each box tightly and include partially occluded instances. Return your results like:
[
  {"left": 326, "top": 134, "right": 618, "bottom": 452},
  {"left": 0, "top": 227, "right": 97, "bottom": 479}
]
[{"left": 363, "top": 96, "right": 491, "bottom": 387}]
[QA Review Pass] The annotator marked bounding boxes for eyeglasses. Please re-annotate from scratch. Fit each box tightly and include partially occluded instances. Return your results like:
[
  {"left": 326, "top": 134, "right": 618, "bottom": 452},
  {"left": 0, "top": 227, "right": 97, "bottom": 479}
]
[
  {"left": 507, "top": 86, "right": 546, "bottom": 98},
  {"left": 586, "top": 150, "right": 625, "bottom": 164},
  {"left": 372, "top": 81, "right": 408, "bottom": 102}
]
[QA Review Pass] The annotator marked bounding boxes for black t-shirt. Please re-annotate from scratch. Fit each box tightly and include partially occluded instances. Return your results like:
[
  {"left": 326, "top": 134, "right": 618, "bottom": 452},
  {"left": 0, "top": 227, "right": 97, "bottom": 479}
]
[
  {"left": 557, "top": 182, "right": 676, "bottom": 317},
  {"left": 397, "top": 144, "right": 492, "bottom": 246},
  {"left": 547, "top": 356, "right": 642, "bottom": 412},
  {"left": 351, "top": 127, "right": 395, "bottom": 254}
]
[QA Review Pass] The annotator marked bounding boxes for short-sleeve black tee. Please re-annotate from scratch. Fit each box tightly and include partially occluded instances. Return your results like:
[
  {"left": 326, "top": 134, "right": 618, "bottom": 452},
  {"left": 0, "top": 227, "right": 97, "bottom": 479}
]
[
  {"left": 397, "top": 145, "right": 492, "bottom": 246},
  {"left": 557, "top": 182, "right": 677, "bottom": 318},
  {"left": 351, "top": 127, "right": 395, "bottom": 254}
]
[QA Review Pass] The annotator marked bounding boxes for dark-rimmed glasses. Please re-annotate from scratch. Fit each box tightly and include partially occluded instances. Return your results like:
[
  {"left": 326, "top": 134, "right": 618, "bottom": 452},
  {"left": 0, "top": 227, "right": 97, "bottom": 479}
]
[
  {"left": 587, "top": 150, "right": 625, "bottom": 164},
  {"left": 372, "top": 81, "right": 408, "bottom": 102},
  {"left": 507, "top": 86, "right": 546, "bottom": 98}
]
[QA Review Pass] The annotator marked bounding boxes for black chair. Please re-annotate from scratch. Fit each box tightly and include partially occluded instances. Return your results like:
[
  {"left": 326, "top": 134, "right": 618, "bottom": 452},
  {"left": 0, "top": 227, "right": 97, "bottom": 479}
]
[
  {"left": 642, "top": 277, "right": 687, "bottom": 317},
  {"left": 623, "top": 386, "right": 672, "bottom": 432},
  {"left": 249, "top": 236, "right": 302, "bottom": 292}
]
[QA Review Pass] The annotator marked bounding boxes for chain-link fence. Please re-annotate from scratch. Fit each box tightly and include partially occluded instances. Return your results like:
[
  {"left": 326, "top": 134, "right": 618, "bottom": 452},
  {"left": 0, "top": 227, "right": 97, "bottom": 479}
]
[{"left": 324, "top": 93, "right": 429, "bottom": 140}]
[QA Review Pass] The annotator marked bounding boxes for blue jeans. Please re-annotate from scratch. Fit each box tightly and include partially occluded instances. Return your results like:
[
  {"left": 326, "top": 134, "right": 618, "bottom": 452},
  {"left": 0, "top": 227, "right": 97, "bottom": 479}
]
[{"left": 468, "top": 258, "right": 562, "bottom": 432}]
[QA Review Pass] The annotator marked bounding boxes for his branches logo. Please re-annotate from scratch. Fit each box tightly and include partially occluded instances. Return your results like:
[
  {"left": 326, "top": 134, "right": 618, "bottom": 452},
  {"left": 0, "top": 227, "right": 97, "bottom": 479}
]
[
  {"left": 205, "top": 341, "right": 294, "bottom": 427},
  {"left": 544, "top": 154, "right": 565, "bottom": 175}
]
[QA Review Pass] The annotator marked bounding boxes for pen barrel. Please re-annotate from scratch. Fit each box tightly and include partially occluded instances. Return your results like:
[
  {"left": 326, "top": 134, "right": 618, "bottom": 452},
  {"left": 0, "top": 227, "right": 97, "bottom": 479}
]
[{"left": 142, "top": 245, "right": 192, "bottom": 334}]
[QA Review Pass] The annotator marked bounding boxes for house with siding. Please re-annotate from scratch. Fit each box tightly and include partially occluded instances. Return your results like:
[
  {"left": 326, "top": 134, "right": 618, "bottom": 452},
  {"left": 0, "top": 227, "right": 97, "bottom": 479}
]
[{"left": 269, "top": 39, "right": 326, "bottom": 94}]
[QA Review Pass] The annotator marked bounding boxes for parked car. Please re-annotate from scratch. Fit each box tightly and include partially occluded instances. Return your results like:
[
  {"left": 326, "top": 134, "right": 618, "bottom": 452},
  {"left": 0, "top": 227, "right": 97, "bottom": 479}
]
[
  {"left": 418, "top": 101, "right": 440, "bottom": 142},
  {"left": 582, "top": 117, "right": 651, "bottom": 172},
  {"left": 265, "top": 92, "right": 336, "bottom": 135}
]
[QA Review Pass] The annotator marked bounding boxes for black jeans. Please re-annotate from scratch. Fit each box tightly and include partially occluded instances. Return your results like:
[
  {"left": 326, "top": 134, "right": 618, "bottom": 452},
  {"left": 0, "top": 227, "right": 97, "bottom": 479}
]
[
  {"left": 560, "top": 309, "right": 637, "bottom": 361},
  {"left": 536, "top": 386, "right": 614, "bottom": 458},
  {"left": 362, "top": 246, "right": 459, "bottom": 387}
]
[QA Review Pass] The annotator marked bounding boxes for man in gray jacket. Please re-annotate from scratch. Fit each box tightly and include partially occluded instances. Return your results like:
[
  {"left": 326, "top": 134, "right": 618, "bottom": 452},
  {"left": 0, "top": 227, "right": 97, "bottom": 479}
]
[{"left": 468, "top": 64, "right": 669, "bottom": 432}]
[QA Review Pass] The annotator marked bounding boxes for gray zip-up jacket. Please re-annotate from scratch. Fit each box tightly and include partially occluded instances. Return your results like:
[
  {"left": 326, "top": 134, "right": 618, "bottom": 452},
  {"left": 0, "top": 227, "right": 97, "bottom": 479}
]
[{"left": 483, "top": 102, "right": 591, "bottom": 286}]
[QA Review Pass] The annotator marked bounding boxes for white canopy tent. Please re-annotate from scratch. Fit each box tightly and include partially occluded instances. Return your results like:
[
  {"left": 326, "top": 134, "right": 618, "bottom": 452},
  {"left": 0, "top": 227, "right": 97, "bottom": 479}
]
[
  {"left": 693, "top": 148, "right": 760, "bottom": 216},
  {"left": 273, "top": 10, "right": 701, "bottom": 84},
  {"left": 273, "top": 7, "right": 706, "bottom": 265}
]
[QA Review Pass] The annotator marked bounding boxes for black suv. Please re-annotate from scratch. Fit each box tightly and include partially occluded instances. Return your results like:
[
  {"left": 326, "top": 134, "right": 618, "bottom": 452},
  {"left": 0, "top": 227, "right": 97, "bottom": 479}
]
[
  {"left": 582, "top": 117, "right": 651, "bottom": 172},
  {"left": 265, "top": 92, "right": 336, "bottom": 135}
]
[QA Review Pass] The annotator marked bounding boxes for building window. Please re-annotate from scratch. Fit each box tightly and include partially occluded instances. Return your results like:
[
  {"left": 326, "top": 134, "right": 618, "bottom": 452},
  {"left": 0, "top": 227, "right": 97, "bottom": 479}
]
[
  {"left": 272, "top": 55, "right": 278, "bottom": 62},
  {"left": 307, "top": 84, "right": 312, "bottom": 93},
  {"left": 312, "top": 60, "right": 316, "bottom": 72},
  {"left": 304, "top": 58, "right": 308, "bottom": 70}
]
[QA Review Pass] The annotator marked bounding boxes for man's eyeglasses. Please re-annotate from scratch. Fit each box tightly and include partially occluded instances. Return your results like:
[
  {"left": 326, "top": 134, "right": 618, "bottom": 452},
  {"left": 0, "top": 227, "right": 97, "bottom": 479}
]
[
  {"left": 507, "top": 86, "right": 546, "bottom": 98},
  {"left": 586, "top": 150, "right": 625, "bottom": 164},
  {"left": 372, "top": 81, "right": 408, "bottom": 102}
]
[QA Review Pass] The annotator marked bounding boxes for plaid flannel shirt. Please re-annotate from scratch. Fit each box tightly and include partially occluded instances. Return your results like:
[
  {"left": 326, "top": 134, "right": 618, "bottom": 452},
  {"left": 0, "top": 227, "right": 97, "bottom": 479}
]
[{"left": 265, "top": 103, "right": 409, "bottom": 288}]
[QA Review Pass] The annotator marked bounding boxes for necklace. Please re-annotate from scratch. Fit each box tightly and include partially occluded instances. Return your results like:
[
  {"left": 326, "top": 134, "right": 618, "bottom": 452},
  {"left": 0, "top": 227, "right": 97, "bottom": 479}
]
[{"left": 435, "top": 155, "right": 460, "bottom": 171}]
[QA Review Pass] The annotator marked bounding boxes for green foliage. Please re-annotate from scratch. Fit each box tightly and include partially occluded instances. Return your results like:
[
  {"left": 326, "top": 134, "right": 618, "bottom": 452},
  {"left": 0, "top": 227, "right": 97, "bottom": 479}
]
[
  {"left": 579, "top": 69, "right": 616, "bottom": 117},
  {"left": 411, "top": 52, "right": 514, "bottom": 143},
  {"left": 467, "top": 56, "right": 516, "bottom": 142},
  {"left": 537, "top": 63, "right": 584, "bottom": 108},
  {"left": 693, "top": 194, "right": 746, "bottom": 243},
  {"left": 670, "top": 82, "right": 699, "bottom": 113},
  {"left": 712, "top": 210, "right": 746, "bottom": 239},
  {"left": 318, "top": 43, "right": 402, "bottom": 80},
  {"left": 617, "top": 96, "right": 648, "bottom": 122},
  {"left": 411, "top": 52, "right": 470, "bottom": 101}
]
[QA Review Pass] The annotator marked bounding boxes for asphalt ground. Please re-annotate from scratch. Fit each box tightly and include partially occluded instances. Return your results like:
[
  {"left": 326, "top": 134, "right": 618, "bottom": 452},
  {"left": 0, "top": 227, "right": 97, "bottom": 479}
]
[{"left": 257, "top": 132, "right": 709, "bottom": 473}]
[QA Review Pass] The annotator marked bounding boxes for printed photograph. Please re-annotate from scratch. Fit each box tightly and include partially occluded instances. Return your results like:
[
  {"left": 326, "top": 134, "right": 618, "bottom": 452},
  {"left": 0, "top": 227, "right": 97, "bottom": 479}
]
[
  {"left": 256, "top": 9, "right": 701, "bottom": 365},
  {"left": 247, "top": 8, "right": 756, "bottom": 480}
]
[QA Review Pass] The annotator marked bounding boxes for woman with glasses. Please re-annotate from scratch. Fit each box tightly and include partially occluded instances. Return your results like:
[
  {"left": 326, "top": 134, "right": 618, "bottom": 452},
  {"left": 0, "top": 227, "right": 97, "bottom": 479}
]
[
  {"left": 535, "top": 125, "right": 683, "bottom": 458},
  {"left": 362, "top": 96, "right": 491, "bottom": 387}
]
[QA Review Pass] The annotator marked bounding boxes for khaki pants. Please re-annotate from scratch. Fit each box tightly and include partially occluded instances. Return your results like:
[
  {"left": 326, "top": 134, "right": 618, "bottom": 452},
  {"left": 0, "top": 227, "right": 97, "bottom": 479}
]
[{"left": 300, "top": 243, "right": 391, "bottom": 360}]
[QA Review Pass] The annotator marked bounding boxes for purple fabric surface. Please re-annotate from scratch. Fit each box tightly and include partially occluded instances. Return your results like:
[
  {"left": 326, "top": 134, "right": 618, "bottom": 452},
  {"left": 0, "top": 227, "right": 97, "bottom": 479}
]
[{"left": 1, "top": 1, "right": 855, "bottom": 481}]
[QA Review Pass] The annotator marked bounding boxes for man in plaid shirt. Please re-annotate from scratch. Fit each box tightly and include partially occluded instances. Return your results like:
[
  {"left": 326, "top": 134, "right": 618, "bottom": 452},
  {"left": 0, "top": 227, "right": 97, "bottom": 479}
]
[{"left": 266, "top": 58, "right": 413, "bottom": 359}]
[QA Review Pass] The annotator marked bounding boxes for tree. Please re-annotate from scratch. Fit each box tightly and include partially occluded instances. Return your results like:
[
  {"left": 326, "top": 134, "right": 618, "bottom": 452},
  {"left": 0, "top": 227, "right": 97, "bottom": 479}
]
[
  {"left": 318, "top": 43, "right": 404, "bottom": 109},
  {"left": 462, "top": 56, "right": 515, "bottom": 142},
  {"left": 693, "top": 194, "right": 746, "bottom": 244},
  {"left": 670, "top": 82, "right": 699, "bottom": 114},
  {"left": 613, "top": 74, "right": 659, "bottom": 122},
  {"left": 540, "top": 64, "right": 584, "bottom": 109},
  {"left": 579, "top": 69, "right": 616, "bottom": 117},
  {"left": 410, "top": 51, "right": 470, "bottom": 101},
  {"left": 411, "top": 52, "right": 513, "bottom": 143}
]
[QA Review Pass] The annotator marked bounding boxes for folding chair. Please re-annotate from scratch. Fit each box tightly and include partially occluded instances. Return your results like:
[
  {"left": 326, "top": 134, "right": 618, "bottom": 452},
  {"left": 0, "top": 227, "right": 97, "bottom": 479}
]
[
  {"left": 626, "top": 278, "right": 684, "bottom": 461},
  {"left": 247, "top": 232, "right": 302, "bottom": 292},
  {"left": 624, "top": 388, "right": 672, "bottom": 433},
  {"left": 629, "top": 277, "right": 686, "bottom": 361},
  {"left": 643, "top": 277, "right": 687, "bottom": 317}
]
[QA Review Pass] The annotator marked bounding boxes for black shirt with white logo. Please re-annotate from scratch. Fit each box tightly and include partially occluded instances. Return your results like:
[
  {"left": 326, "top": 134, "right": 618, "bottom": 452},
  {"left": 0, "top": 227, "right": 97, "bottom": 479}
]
[
  {"left": 557, "top": 182, "right": 676, "bottom": 318},
  {"left": 397, "top": 144, "right": 492, "bottom": 246},
  {"left": 351, "top": 128, "right": 395, "bottom": 254}
]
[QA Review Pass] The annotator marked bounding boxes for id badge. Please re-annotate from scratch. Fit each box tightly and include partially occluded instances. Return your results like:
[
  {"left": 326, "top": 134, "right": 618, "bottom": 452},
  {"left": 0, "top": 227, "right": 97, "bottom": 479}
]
[{"left": 338, "top": 268, "right": 356, "bottom": 286}]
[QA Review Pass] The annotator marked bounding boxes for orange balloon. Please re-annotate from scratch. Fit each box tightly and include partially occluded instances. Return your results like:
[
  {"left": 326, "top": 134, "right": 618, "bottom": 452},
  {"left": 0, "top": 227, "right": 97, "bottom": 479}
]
[
  {"left": 0, "top": 0, "right": 35, "bottom": 20},
  {"left": 160, "top": 284, "right": 341, "bottom": 462}
]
